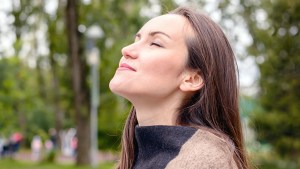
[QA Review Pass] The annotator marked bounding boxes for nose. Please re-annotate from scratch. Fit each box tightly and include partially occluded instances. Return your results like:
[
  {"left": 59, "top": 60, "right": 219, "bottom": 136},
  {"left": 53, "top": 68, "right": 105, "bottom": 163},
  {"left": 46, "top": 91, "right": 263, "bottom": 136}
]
[{"left": 121, "top": 43, "right": 138, "bottom": 59}]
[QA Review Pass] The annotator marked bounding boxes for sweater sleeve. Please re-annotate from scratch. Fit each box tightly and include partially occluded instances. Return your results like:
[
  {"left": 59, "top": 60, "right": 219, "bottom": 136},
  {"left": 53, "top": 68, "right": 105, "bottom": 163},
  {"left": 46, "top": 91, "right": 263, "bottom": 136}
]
[{"left": 165, "top": 129, "right": 239, "bottom": 169}]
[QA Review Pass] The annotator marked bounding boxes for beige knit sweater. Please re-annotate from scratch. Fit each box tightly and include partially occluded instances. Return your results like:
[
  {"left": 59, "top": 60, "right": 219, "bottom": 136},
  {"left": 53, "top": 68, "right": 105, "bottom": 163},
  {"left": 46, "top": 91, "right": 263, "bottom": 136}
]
[{"left": 165, "top": 129, "right": 239, "bottom": 169}]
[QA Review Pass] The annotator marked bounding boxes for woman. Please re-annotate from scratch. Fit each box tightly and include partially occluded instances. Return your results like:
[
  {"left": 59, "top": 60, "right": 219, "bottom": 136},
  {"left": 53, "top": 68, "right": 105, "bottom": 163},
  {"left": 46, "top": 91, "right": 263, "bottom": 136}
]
[{"left": 109, "top": 6, "right": 249, "bottom": 169}]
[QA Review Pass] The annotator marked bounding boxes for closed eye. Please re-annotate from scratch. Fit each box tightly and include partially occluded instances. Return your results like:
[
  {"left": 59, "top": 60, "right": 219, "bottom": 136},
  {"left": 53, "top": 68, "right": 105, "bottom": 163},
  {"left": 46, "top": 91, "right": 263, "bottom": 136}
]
[{"left": 150, "top": 42, "right": 163, "bottom": 47}]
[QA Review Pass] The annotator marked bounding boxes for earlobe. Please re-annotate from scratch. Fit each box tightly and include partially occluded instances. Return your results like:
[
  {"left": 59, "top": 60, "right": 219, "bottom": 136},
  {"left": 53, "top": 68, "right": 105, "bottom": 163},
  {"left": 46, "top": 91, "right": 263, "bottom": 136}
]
[{"left": 179, "top": 71, "right": 204, "bottom": 92}]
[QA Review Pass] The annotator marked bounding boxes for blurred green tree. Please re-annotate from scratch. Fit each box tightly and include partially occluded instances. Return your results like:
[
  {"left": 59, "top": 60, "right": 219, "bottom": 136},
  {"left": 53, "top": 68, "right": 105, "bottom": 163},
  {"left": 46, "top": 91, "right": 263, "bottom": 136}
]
[
  {"left": 239, "top": 0, "right": 300, "bottom": 164},
  {"left": 0, "top": 0, "right": 59, "bottom": 146},
  {"left": 65, "top": 0, "right": 91, "bottom": 165},
  {"left": 0, "top": 57, "right": 55, "bottom": 146}
]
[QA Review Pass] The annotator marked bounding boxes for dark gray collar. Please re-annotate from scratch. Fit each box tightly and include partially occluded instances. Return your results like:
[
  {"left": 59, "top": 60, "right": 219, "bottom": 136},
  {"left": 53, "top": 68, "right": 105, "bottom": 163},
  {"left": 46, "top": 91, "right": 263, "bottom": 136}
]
[{"left": 133, "top": 125, "right": 197, "bottom": 169}]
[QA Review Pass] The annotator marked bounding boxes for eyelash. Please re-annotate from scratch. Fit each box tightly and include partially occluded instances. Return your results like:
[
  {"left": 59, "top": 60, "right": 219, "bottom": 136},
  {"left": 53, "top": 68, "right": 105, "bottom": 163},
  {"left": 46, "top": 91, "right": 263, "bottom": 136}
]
[{"left": 150, "top": 42, "right": 163, "bottom": 47}]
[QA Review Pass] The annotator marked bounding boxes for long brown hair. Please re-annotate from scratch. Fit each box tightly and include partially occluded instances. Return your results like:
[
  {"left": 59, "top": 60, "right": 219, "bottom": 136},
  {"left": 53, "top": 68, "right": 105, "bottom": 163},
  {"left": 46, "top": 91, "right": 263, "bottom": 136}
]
[{"left": 116, "top": 7, "right": 249, "bottom": 169}]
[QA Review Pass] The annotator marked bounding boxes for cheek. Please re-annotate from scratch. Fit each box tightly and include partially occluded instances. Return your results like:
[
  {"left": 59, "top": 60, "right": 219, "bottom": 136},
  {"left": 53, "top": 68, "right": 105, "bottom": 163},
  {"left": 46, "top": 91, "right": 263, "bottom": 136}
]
[{"left": 142, "top": 53, "right": 186, "bottom": 77}]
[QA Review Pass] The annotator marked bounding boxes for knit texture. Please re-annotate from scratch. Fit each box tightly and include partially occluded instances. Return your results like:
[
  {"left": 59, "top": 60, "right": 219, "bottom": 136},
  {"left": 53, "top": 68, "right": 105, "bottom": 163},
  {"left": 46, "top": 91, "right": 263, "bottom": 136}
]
[
  {"left": 133, "top": 125, "right": 197, "bottom": 169},
  {"left": 132, "top": 125, "right": 238, "bottom": 169},
  {"left": 165, "top": 129, "right": 238, "bottom": 169}
]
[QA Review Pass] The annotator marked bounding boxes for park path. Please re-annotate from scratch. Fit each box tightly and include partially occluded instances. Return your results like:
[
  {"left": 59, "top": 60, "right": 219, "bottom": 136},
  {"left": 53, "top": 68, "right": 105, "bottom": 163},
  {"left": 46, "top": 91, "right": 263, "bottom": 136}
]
[{"left": 14, "top": 150, "right": 118, "bottom": 164}]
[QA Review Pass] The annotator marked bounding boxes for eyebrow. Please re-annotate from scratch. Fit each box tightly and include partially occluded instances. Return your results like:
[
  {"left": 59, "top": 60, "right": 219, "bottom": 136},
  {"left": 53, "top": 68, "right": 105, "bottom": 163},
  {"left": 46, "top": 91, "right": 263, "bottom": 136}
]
[
  {"left": 136, "top": 31, "right": 172, "bottom": 39},
  {"left": 149, "top": 31, "right": 172, "bottom": 39}
]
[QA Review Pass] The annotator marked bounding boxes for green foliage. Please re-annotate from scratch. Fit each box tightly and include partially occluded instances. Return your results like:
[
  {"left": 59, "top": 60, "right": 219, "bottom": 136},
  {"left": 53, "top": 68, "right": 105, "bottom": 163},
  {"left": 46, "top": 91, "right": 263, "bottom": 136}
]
[
  {"left": 0, "top": 57, "right": 55, "bottom": 146},
  {"left": 240, "top": 0, "right": 300, "bottom": 163}
]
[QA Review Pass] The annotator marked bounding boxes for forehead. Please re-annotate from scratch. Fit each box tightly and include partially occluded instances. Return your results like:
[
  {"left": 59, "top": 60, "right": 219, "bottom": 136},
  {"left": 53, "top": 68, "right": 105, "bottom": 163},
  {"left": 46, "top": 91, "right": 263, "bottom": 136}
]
[{"left": 138, "top": 14, "right": 193, "bottom": 39}]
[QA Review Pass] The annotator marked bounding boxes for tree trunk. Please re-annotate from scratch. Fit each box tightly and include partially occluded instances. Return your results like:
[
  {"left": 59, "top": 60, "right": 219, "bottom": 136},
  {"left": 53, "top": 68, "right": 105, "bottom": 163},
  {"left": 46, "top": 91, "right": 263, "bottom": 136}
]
[
  {"left": 49, "top": 53, "right": 63, "bottom": 148},
  {"left": 65, "top": 0, "right": 91, "bottom": 165}
]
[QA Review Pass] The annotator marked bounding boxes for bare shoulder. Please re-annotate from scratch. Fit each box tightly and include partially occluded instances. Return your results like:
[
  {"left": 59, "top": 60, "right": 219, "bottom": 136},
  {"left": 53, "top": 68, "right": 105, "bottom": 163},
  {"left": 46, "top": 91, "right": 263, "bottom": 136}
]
[{"left": 165, "top": 128, "right": 238, "bottom": 169}]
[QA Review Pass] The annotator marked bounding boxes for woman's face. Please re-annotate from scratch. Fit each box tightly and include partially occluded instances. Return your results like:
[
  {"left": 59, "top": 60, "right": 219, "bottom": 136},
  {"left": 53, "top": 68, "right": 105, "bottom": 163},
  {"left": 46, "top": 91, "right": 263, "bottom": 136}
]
[{"left": 109, "top": 14, "right": 193, "bottom": 102}]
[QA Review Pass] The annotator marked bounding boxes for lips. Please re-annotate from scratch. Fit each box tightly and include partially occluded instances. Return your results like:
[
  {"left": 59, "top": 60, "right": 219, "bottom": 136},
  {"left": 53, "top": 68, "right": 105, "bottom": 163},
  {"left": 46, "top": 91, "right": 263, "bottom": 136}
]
[{"left": 118, "top": 63, "right": 136, "bottom": 71}]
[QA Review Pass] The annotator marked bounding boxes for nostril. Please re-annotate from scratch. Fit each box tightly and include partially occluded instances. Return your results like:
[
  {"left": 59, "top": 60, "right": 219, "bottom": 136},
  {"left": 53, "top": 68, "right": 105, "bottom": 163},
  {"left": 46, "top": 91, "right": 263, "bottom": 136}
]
[{"left": 123, "top": 54, "right": 130, "bottom": 59}]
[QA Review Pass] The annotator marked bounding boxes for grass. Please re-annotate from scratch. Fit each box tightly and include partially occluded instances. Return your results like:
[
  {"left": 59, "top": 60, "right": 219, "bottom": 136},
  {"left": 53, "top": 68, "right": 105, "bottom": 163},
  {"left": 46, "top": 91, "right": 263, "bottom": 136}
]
[
  {"left": 2, "top": 156, "right": 298, "bottom": 169},
  {"left": 0, "top": 159, "right": 115, "bottom": 169},
  {"left": 254, "top": 160, "right": 300, "bottom": 169}
]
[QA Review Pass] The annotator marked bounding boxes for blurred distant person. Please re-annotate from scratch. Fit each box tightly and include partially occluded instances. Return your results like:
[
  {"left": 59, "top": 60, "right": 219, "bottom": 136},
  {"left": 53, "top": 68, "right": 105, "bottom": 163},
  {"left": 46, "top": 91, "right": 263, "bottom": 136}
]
[
  {"left": 45, "top": 139, "right": 54, "bottom": 153},
  {"left": 10, "top": 132, "right": 23, "bottom": 156},
  {"left": 70, "top": 136, "right": 78, "bottom": 157},
  {"left": 31, "top": 135, "right": 42, "bottom": 161},
  {"left": 49, "top": 128, "right": 57, "bottom": 149},
  {"left": 0, "top": 138, "right": 9, "bottom": 158},
  {"left": 0, "top": 136, "right": 5, "bottom": 158}
]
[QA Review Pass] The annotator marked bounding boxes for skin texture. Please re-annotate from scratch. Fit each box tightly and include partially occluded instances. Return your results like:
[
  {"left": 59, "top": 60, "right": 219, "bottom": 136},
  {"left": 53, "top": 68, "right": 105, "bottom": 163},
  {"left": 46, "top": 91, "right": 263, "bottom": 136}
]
[{"left": 109, "top": 14, "right": 203, "bottom": 126}]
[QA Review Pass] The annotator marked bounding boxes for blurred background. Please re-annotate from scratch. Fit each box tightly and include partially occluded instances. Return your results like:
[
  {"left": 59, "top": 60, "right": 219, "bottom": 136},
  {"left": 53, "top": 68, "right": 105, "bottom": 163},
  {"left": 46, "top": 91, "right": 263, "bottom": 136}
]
[{"left": 0, "top": 0, "right": 299, "bottom": 169}]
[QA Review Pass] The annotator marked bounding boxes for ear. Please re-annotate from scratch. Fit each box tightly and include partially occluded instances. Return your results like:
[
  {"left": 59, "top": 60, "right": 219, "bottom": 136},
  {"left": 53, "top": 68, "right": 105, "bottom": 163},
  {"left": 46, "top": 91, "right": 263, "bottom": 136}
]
[{"left": 179, "top": 70, "right": 204, "bottom": 92}]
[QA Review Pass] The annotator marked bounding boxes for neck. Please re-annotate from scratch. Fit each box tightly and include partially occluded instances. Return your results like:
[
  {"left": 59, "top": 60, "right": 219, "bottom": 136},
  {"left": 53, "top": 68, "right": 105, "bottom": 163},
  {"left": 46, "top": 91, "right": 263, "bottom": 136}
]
[{"left": 132, "top": 95, "right": 184, "bottom": 126}]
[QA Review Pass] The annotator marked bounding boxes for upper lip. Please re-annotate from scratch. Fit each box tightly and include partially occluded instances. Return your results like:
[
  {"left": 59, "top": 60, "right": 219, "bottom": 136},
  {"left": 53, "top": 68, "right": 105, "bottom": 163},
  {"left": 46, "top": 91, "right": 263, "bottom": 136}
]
[{"left": 119, "top": 63, "right": 136, "bottom": 71}]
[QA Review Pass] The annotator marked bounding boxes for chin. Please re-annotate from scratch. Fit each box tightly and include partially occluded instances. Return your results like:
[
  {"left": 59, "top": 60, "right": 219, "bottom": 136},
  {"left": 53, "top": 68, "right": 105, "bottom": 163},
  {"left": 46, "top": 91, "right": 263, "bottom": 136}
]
[
  {"left": 109, "top": 80, "right": 125, "bottom": 96},
  {"left": 109, "top": 79, "right": 119, "bottom": 93},
  {"left": 110, "top": 85, "right": 136, "bottom": 104}
]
